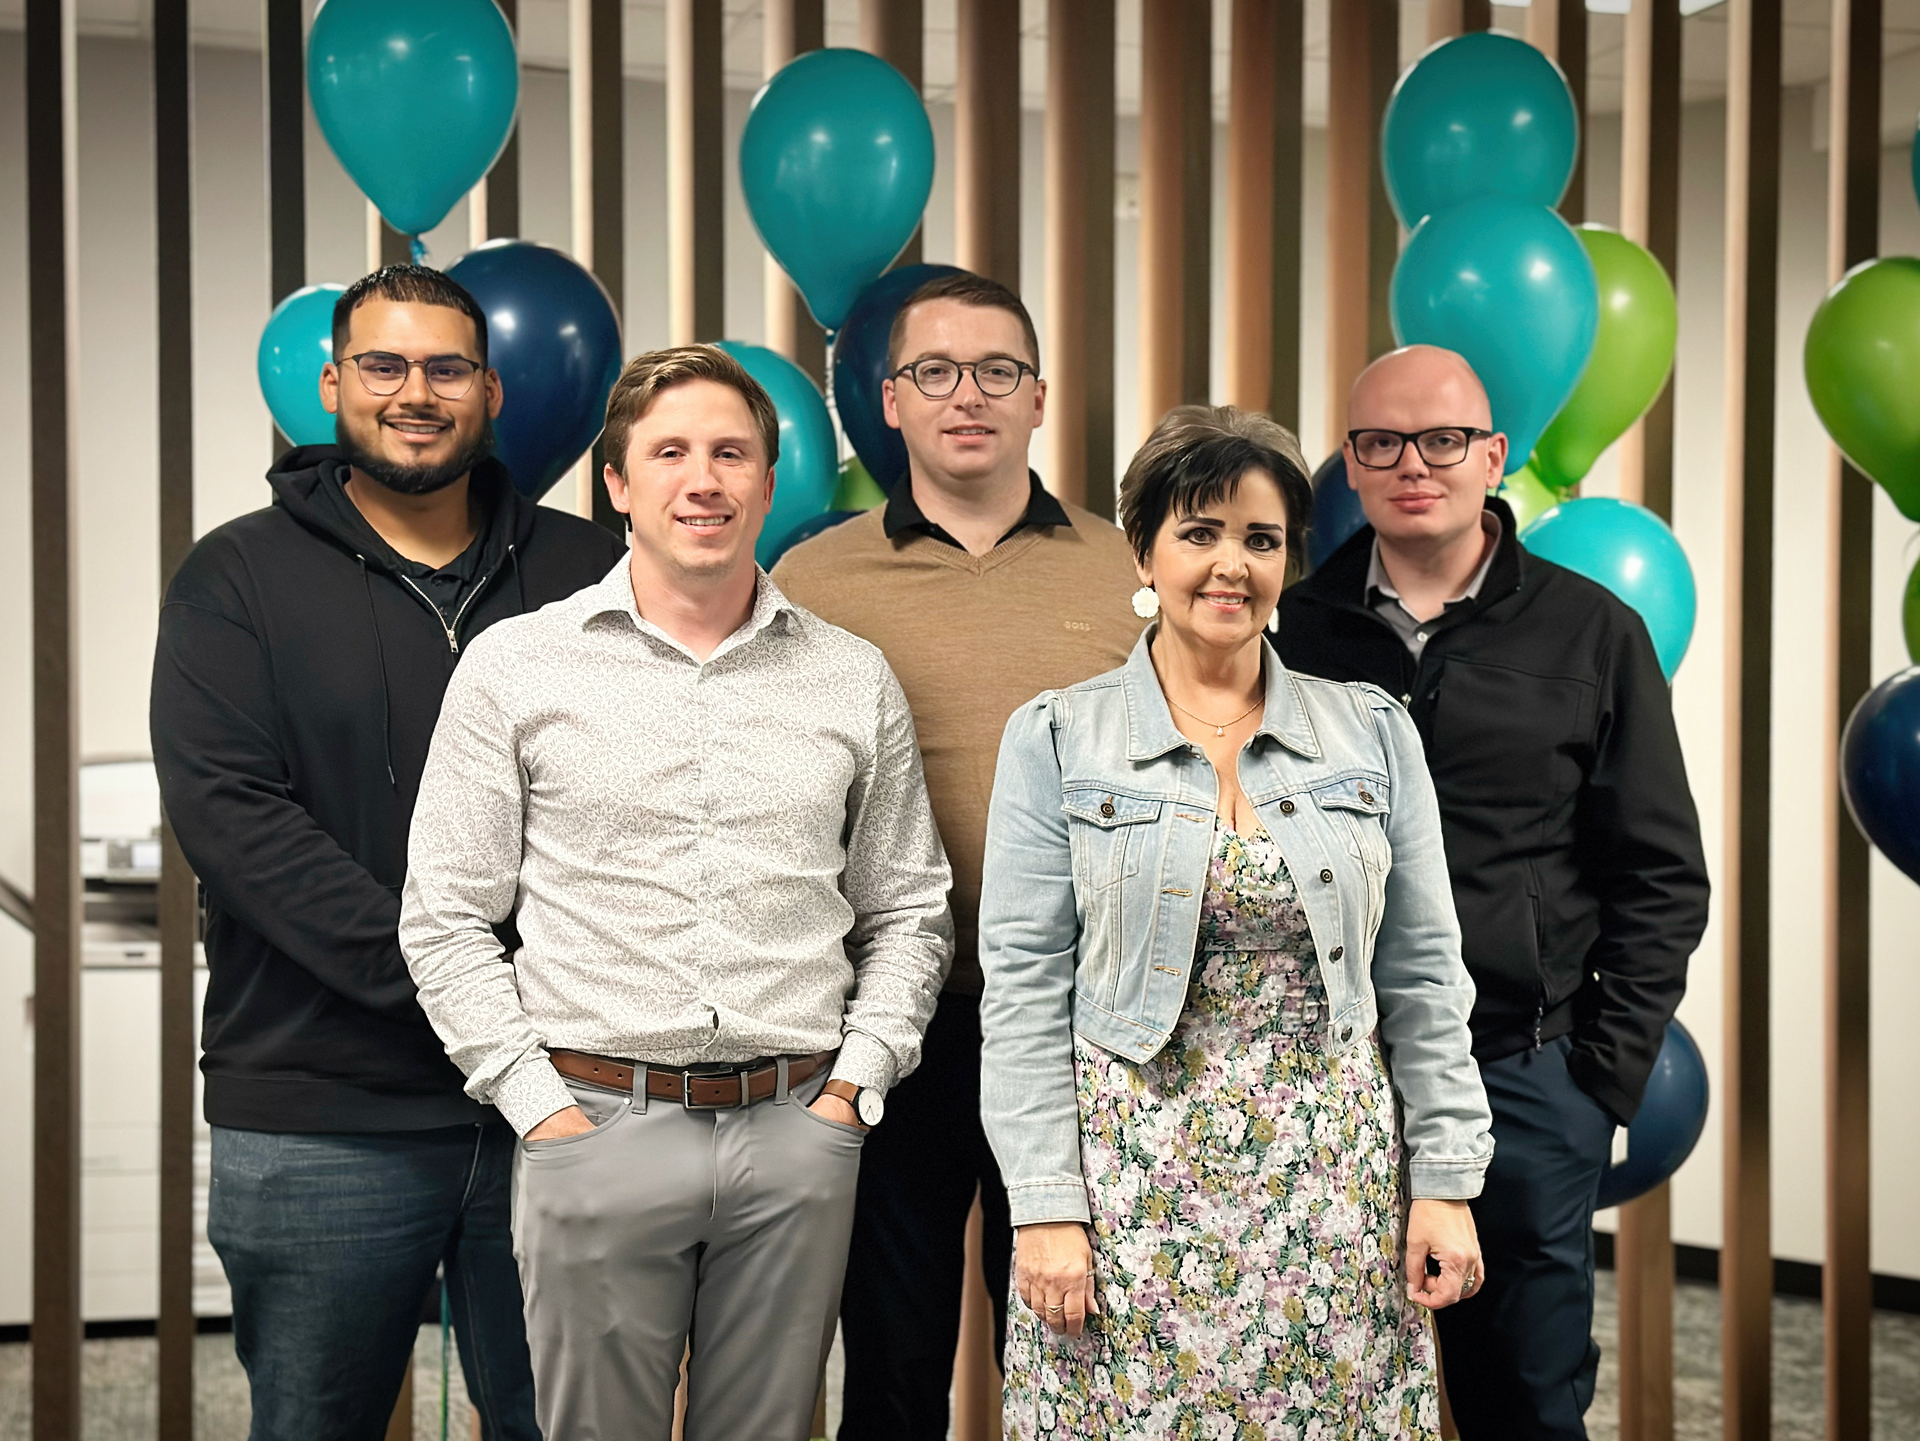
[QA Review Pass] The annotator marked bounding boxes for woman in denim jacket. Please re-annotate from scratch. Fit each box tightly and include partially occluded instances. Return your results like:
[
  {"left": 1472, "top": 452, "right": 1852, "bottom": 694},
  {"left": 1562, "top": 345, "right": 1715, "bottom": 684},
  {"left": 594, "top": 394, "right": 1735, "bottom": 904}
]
[{"left": 980, "top": 408, "right": 1494, "bottom": 1440}]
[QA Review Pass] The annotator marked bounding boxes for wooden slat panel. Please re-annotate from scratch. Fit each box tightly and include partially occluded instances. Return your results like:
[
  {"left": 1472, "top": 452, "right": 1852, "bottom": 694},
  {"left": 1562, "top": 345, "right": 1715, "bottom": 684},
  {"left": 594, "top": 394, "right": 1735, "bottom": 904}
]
[
  {"left": 1224, "top": 0, "right": 1304, "bottom": 433},
  {"left": 764, "top": 0, "right": 826, "bottom": 385},
  {"left": 153, "top": 1, "right": 197, "bottom": 1435},
  {"left": 1138, "top": 0, "right": 1211, "bottom": 436},
  {"left": 861, "top": 0, "right": 924, "bottom": 269},
  {"left": 1527, "top": 0, "right": 1589, "bottom": 224},
  {"left": 1043, "top": 0, "right": 1116, "bottom": 512},
  {"left": 472, "top": 0, "right": 521, "bottom": 244},
  {"left": 571, "top": 0, "right": 625, "bottom": 529},
  {"left": 1823, "top": 5, "right": 1878, "bottom": 1439},
  {"left": 1720, "top": 5, "right": 1780, "bottom": 1438},
  {"left": 265, "top": 0, "right": 304, "bottom": 302},
  {"left": 668, "top": 0, "right": 724, "bottom": 344},
  {"left": 1617, "top": 1183, "right": 1676, "bottom": 1441},
  {"left": 1324, "top": 0, "right": 1397, "bottom": 442},
  {"left": 1618, "top": 0, "right": 1682, "bottom": 518},
  {"left": 1426, "top": 0, "right": 1491, "bottom": 43},
  {"left": 956, "top": 0, "right": 1022, "bottom": 289},
  {"left": 27, "top": 2, "right": 81, "bottom": 1436}
]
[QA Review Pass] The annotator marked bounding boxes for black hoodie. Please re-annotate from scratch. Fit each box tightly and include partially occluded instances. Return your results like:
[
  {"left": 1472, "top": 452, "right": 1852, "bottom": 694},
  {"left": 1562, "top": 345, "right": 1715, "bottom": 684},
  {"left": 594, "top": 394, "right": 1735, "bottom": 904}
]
[
  {"left": 151, "top": 446, "right": 627, "bottom": 1132},
  {"left": 1274, "top": 497, "right": 1709, "bottom": 1125}
]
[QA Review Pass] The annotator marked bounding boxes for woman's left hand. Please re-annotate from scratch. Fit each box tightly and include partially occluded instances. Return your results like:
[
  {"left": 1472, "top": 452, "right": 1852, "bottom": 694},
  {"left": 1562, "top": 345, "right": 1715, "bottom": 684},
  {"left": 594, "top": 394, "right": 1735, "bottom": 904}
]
[{"left": 1404, "top": 1198, "right": 1483, "bottom": 1310}]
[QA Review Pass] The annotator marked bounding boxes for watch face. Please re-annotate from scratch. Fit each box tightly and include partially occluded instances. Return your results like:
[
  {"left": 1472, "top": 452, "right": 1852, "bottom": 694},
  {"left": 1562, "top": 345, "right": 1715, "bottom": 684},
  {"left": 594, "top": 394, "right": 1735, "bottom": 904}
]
[{"left": 856, "top": 1088, "right": 885, "bottom": 1127}]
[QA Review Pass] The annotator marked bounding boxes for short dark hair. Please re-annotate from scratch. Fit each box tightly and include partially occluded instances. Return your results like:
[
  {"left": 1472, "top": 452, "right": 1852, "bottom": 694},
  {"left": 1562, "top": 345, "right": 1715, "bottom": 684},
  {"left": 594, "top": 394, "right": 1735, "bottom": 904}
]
[
  {"left": 602, "top": 345, "right": 781, "bottom": 476},
  {"left": 887, "top": 271, "right": 1042, "bottom": 371},
  {"left": 331, "top": 265, "right": 489, "bottom": 364},
  {"left": 1118, "top": 406, "right": 1315, "bottom": 580}
]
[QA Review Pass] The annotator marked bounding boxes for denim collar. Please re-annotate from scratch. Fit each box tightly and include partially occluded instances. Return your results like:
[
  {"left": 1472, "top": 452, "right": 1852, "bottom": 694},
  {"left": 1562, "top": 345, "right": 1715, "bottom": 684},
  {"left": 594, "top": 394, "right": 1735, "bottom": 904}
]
[{"left": 1121, "top": 626, "right": 1321, "bottom": 762}]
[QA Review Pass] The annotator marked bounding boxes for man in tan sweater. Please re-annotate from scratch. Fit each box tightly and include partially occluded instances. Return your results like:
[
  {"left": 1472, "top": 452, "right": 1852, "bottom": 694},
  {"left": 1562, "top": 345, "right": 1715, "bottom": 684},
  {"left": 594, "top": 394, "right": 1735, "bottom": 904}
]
[{"left": 773, "top": 271, "right": 1142, "bottom": 1437}]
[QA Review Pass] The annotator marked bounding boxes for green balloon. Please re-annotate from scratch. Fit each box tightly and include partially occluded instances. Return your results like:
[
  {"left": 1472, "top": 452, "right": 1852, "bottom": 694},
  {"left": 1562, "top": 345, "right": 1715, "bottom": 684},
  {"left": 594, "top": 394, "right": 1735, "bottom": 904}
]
[
  {"left": 831, "top": 454, "right": 889, "bottom": 511},
  {"left": 1533, "top": 226, "right": 1677, "bottom": 491},
  {"left": 1498, "top": 462, "right": 1564, "bottom": 532},
  {"left": 1807, "top": 257, "right": 1920, "bottom": 522},
  {"left": 1906, "top": 556, "right": 1920, "bottom": 666}
]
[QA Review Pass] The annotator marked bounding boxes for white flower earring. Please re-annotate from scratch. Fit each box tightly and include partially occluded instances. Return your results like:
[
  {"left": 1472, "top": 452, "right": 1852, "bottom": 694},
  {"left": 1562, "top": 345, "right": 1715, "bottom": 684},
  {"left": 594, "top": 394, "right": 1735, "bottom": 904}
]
[{"left": 1131, "top": 585, "right": 1160, "bottom": 619}]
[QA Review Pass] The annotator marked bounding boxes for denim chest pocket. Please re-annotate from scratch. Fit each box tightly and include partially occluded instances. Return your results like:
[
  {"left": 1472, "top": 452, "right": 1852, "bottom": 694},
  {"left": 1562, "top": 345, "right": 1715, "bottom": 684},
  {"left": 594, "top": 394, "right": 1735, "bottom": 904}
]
[
  {"left": 1062, "top": 788, "right": 1162, "bottom": 890},
  {"left": 1311, "top": 776, "right": 1392, "bottom": 876}
]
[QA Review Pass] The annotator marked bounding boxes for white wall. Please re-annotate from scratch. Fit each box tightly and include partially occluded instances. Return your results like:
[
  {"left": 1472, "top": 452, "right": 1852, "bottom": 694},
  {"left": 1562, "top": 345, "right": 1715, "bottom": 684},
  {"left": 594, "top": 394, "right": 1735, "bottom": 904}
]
[{"left": 1, "top": 25, "right": 1917, "bottom": 1284}]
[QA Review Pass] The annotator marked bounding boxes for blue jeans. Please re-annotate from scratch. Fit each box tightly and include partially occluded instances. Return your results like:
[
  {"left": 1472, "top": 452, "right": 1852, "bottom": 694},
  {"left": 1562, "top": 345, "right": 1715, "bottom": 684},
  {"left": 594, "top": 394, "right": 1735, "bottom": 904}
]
[
  {"left": 1433, "top": 1035, "right": 1618, "bottom": 1440},
  {"left": 209, "top": 1122, "right": 538, "bottom": 1441}
]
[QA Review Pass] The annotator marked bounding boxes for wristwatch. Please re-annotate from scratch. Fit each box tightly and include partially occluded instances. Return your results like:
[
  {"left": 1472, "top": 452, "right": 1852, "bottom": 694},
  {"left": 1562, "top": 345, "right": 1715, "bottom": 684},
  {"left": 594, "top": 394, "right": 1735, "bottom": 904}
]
[{"left": 820, "top": 1079, "right": 884, "bottom": 1128}]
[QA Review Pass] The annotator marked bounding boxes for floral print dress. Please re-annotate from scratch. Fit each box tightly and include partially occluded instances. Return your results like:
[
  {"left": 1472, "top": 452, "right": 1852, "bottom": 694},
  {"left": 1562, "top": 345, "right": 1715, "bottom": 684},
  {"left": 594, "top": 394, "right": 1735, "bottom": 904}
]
[{"left": 1002, "top": 820, "right": 1438, "bottom": 1441}]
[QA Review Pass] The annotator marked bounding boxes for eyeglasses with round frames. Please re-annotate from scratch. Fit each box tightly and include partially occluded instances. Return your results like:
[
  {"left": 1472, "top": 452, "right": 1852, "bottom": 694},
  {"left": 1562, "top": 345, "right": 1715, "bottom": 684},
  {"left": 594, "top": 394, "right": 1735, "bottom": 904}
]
[
  {"left": 342, "top": 351, "right": 485, "bottom": 401},
  {"left": 1346, "top": 427, "right": 1494, "bottom": 470},
  {"left": 891, "top": 356, "right": 1036, "bottom": 400}
]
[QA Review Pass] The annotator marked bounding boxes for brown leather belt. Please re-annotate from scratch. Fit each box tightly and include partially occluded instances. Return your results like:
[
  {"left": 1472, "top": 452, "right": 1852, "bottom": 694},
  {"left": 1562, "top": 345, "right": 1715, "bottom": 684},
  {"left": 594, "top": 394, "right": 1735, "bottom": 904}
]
[{"left": 550, "top": 1047, "right": 836, "bottom": 1109}]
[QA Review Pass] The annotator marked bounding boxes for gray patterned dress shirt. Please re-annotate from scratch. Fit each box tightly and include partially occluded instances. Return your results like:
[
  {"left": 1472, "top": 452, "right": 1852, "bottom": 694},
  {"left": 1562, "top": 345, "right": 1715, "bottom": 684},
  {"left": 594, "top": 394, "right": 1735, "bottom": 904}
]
[{"left": 399, "top": 557, "right": 954, "bottom": 1135}]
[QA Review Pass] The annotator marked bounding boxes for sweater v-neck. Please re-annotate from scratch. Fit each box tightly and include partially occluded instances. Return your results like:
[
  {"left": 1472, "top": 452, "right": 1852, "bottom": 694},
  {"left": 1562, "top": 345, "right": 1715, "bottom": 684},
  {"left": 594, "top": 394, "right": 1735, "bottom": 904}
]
[{"left": 903, "top": 525, "right": 1051, "bottom": 577}]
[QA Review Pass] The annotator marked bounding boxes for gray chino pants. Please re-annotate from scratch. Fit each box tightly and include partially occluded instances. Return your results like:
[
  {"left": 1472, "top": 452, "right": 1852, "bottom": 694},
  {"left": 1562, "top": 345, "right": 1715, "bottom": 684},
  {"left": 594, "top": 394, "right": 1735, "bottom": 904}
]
[{"left": 511, "top": 1065, "right": 863, "bottom": 1441}]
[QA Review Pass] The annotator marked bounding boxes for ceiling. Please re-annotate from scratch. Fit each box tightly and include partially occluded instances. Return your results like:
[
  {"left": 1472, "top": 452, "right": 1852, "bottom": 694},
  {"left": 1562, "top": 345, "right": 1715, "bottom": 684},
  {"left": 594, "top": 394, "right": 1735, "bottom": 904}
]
[{"left": 4, "top": 0, "right": 1920, "bottom": 125}]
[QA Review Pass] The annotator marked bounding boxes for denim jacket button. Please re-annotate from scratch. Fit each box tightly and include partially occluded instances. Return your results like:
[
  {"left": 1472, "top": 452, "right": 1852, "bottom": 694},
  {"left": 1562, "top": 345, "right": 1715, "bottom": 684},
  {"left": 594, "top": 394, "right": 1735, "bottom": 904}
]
[
  {"left": 1099, "top": 800, "right": 1115, "bottom": 818},
  {"left": 1319, "top": 868, "right": 1334, "bottom": 884},
  {"left": 1279, "top": 799, "right": 1296, "bottom": 815},
  {"left": 1329, "top": 945, "right": 1344, "bottom": 961},
  {"left": 1358, "top": 790, "right": 1374, "bottom": 805},
  {"left": 1340, "top": 1024, "right": 1354, "bottom": 1042}
]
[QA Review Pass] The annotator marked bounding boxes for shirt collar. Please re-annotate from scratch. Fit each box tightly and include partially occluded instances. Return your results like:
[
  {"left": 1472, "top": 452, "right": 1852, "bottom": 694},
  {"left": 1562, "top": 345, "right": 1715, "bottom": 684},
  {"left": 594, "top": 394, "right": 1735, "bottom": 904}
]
[
  {"left": 883, "top": 469, "right": 1072, "bottom": 545},
  {"left": 1365, "top": 508, "right": 1500, "bottom": 606},
  {"left": 1120, "top": 626, "right": 1321, "bottom": 763},
  {"left": 579, "top": 554, "right": 799, "bottom": 662}
]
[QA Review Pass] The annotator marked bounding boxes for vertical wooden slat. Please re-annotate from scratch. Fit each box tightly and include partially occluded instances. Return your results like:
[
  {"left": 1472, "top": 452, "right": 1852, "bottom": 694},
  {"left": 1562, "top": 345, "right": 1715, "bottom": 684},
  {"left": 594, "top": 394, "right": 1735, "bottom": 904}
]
[
  {"left": 27, "top": 1, "right": 80, "bottom": 1437},
  {"left": 764, "top": 0, "right": 826, "bottom": 386},
  {"left": 1527, "top": 0, "right": 1589, "bottom": 224},
  {"left": 154, "top": 0, "right": 197, "bottom": 1434},
  {"left": 956, "top": 0, "right": 1022, "bottom": 289},
  {"left": 1823, "top": 5, "right": 1878, "bottom": 1438},
  {"left": 862, "top": 0, "right": 924, "bottom": 269},
  {"left": 1617, "top": 1184, "right": 1676, "bottom": 1441},
  {"left": 1324, "top": 0, "right": 1397, "bottom": 442},
  {"left": 1426, "top": 0, "right": 1491, "bottom": 44},
  {"left": 1044, "top": 0, "right": 1115, "bottom": 512},
  {"left": 668, "top": 0, "right": 724, "bottom": 344},
  {"left": 1721, "top": 5, "right": 1780, "bottom": 1439},
  {"left": 570, "top": 0, "right": 624, "bottom": 528},
  {"left": 368, "top": 206, "right": 411, "bottom": 273},
  {"left": 1137, "top": 0, "right": 1211, "bottom": 436},
  {"left": 1617, "top": 0, "right": 1682, "bottom": 517},
  {"left": 1224, "top": 0, "right": 1303, "bottom": 432},
  {"left": 265, "top": 0, "right": 304, "bottom": 303},
  {"left": 471, "top": 0, "right": 521, "bottom": 246}
]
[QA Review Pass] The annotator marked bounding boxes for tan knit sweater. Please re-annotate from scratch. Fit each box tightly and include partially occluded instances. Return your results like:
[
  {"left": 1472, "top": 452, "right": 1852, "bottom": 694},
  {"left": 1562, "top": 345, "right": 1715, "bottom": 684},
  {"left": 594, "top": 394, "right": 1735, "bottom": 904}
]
[{"left": 772, "top": 503, "right": 1146, "bottom": 993}]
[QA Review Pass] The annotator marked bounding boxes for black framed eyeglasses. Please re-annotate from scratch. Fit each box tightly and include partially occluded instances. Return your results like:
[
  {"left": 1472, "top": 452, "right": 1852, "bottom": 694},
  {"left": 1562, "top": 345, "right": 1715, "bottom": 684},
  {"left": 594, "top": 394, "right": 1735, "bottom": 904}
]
[
  {"left": 342, "top": 351, "right": 484, "bottom": 400},
  {"left": 1346, "top": 427, "right": 1493, "bottom": 469},
  {"left": 892, "top": 356, "right": 1036, "bottom": 400}
]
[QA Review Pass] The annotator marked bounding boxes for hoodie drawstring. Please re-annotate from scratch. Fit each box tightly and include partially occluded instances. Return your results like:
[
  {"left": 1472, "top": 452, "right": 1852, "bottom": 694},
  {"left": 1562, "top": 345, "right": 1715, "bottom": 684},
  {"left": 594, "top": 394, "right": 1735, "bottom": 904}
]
[
  {"left": 358, "top": 556, "right": 398, "bottom": 790},
  {"left": 509, "top": 543, "right": 526, "bottom": 616}
]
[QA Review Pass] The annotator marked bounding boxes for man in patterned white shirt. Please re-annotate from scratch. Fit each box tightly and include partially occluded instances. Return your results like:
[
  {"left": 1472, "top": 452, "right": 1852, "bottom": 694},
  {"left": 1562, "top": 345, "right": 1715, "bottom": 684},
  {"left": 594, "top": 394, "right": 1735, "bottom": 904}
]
[{"left": 399, "top": 345, "right": 953, "bottom": 1440}]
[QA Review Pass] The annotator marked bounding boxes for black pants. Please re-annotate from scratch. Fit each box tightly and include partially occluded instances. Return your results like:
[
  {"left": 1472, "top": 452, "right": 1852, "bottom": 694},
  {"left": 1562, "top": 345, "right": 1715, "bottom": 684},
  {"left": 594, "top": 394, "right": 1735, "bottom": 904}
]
[
  {"left": 838, "top": 992, "right": 1012, "bottom": 1441},
  {"left": 1435, "top": 1035, "right": 1618, "bottom": 1441}
]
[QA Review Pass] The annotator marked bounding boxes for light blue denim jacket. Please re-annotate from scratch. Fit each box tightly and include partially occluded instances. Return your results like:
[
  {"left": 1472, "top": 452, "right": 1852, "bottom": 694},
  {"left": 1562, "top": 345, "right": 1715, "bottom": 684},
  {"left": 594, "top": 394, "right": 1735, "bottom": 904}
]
[{"left": 978, "top": 629, "right": 1494, "bottom": 1226}]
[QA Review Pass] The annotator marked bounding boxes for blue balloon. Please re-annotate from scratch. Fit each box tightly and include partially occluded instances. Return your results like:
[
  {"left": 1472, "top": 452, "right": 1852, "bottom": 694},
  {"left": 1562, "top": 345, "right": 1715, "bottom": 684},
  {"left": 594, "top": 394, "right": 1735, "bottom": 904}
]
[
  {"left": 448, "top": 241, "right": 622, "bottom": 500},
  {"left": 740, "top": 50, "right": 935, "bottom": 333},
  {"left": 1520, "top": 497, "right": 1696, "bottom": 679},
  {"left": 1307, "top": 452, "right": 1368, "bottom": 572},
  {"left": 714, "top": 342, "right": 840, "bottom": 571},
  {"left": 830, "top": 263, "right": 963, "bottom": 491},
  {"left": 308, "top": 0, "right": 518, "bottom": 237},
  {"left": 1382, "top": 32, "right": 1578, "bottom": 229},
  {"left": 1596, "top": 1020, "right": 1709, "bottom": 1210},
  {"left": 1841, "top": 667, "right": 1920, "bottom": 885},
  {"left": 258, "top": 284, "right": 346, "bottom": 447},
  {"left": 768, "top": 510, "right": 862, "bottom": 569},
  {"left": 1391, "top": 198, "right": 1599, "bottom": 474}
]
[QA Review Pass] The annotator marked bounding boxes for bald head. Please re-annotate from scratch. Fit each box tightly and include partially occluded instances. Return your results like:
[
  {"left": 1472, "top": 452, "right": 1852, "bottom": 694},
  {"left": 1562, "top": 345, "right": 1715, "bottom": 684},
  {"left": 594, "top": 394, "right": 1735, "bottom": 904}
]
[{"left": 1348, "top": 345, "right": 1494, "bottom": 435}]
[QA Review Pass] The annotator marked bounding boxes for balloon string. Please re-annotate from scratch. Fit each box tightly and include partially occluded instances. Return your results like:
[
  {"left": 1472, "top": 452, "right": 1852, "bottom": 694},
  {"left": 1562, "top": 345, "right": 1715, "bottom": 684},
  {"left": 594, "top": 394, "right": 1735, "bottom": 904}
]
[{"left": 411, "top": 235, "right": 428, "bottom": 265}]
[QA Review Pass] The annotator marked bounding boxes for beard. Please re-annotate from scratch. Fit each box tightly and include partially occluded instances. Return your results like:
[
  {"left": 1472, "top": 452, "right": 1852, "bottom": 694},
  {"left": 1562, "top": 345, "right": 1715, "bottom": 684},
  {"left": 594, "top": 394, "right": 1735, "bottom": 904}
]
[{"left": 337, "top": 414, "right": 496, "bottom": 496}]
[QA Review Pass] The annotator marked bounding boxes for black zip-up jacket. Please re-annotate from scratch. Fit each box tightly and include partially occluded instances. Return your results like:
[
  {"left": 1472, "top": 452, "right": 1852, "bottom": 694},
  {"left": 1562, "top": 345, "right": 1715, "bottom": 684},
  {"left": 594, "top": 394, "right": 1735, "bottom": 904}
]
[
  {"left": 1273, "top": 497, "right": 1709, "bottom": 1124},
  {"left": 151, "top": 447, "right": 626, "bottom": 1132}
]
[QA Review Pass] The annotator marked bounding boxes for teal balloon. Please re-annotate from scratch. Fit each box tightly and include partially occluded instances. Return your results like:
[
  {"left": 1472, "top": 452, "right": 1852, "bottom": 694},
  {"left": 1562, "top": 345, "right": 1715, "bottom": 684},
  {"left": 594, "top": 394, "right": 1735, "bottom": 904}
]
[
  {"left": 715, "top": 342, "right": 840, "bottom": 570},
  {"left": 740, "top": 50, "right": 934, "bottom": 333},
  {"left": 1382, "top": 31, "right": 1578, "bottom": 228},
  {"left": 308, "top": 0, "right": 518, "bottom": 237},
  {"left": 1521, "top": 497, "right": 1696, "bottom": 679},
  {"left": 1391, "top": 198, "right": 1599, "bottom": 476},
  {"left": 258, "top": 283, "right": 345, "bottom": 446}
]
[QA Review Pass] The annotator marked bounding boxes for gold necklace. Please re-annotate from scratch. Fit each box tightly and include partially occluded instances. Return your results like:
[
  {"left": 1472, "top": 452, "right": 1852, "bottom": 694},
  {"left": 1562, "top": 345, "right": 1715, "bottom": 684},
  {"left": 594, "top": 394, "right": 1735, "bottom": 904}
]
[{"left": 1166, "top": 692, "right": 1265, "bottom": 737}]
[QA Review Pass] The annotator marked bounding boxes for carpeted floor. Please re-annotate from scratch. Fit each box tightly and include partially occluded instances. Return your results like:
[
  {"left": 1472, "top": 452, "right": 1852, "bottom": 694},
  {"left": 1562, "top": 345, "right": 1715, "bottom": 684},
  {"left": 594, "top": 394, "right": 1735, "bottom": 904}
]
[{"left": 2, "top": 1273, "right": 1916, "bottom": 1438}]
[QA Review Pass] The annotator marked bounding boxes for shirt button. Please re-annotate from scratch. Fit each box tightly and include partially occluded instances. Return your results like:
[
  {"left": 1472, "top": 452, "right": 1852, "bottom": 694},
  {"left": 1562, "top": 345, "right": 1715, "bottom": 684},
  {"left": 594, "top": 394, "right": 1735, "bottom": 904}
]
[
  {"left": 1329, "top": 945, "right": 1344, "bottom": 961},
  {"left": 1320, "top": 869, "right": 1334, "bottom": 884},
  {"left": 1416, "top": 631, "right": 1428, "bottom": 643},
  {"left": 1279, "top": 799, "right": 1296, "bottom": 816}
]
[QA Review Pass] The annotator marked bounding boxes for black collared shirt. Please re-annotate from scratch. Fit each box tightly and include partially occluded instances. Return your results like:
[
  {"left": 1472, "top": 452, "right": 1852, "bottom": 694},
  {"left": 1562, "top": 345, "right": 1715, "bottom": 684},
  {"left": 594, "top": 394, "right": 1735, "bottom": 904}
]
[{"left": 883, "top": 469, "right": 1073, "bottom": 550}]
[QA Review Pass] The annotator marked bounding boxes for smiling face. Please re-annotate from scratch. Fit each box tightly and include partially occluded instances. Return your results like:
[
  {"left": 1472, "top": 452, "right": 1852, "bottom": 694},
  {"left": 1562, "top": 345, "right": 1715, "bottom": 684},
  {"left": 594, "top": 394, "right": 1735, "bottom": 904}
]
[
  {"left": 1343, "top": 345, "right": 1507, "bottom": 551},
  {"left": 320, "top": 298, "right": 501, "bottom": 493},
  {"left": 1139, "top": 469, "right": 1292, "bottom": 655},
  {"left": 881, "top": 297, "right": 1045, "bottom": 486},
  {"left": 604, "top": 378, "right": 775, "bottom": 585}
]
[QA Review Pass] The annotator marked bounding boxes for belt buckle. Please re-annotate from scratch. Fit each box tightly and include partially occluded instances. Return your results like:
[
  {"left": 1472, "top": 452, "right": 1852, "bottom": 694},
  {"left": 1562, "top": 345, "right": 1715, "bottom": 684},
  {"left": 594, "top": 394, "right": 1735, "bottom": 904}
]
[{"left": 680, "top": 1068, "right": 753, "bottom": 1110}]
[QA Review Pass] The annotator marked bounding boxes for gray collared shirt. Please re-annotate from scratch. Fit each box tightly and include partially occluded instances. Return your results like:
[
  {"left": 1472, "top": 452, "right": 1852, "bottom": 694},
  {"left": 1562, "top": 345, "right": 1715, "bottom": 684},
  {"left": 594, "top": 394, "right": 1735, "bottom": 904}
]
[
  {"left": 399, "top": 557, "right": 954, "bottom": 1135},
  {"left": 1365, "top": 511, "right": 1500, "bottom": 662}
]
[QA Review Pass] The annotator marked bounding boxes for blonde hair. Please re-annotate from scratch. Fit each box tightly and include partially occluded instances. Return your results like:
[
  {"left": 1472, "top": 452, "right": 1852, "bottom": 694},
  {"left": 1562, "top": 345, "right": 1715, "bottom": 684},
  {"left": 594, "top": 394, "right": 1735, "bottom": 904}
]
[{"left": 602, "top": 345, "right": 781, "bottom": 475}]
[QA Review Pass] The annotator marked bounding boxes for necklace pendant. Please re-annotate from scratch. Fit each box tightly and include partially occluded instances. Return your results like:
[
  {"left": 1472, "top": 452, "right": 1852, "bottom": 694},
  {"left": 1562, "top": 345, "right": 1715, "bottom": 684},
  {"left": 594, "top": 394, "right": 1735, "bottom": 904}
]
[{"left": 1215, "top": 724, "right": 1225, "bottom": 737}]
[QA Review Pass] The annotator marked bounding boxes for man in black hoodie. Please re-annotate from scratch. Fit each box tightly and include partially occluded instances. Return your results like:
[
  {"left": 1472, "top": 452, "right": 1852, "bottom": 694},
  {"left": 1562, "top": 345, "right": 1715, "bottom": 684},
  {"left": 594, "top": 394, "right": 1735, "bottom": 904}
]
[
  {"left": 150, "top": 266, "right": 625, "bottom": 1440},
  {"left": 1274, "top": 346, "right": 1709, "bottom": 1441}
]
